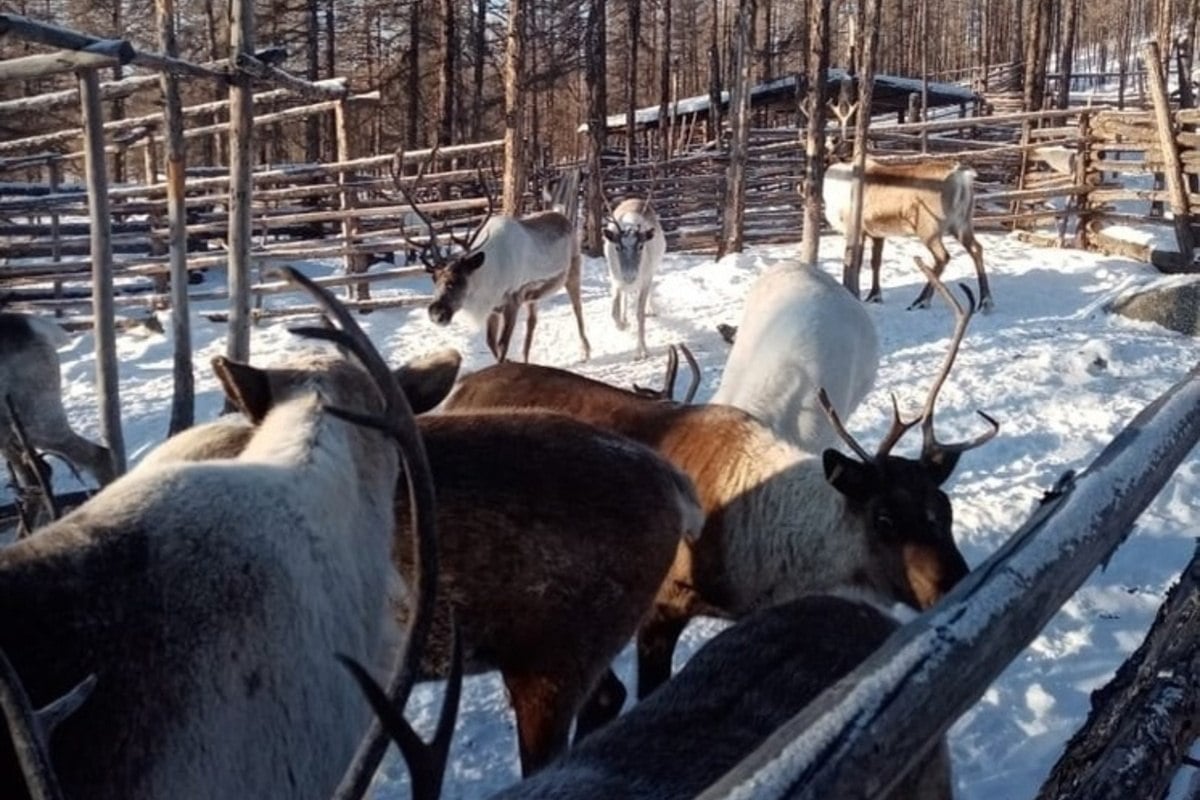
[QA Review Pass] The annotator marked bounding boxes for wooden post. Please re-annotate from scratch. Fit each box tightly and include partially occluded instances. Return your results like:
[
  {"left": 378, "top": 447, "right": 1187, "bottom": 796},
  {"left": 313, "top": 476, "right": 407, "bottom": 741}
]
[
  {"left": 77, "top": 67, "right": 126, "bottom": 476},
  {"left": 157, "top": 0, "right": 194, "bottom": 434},
  {"left": 1072, "top": 110, "right": 1093, "bottom": 249},
  {"left": 1142, "top": 41, "right": 1196, "bottom": 265},
  {"left": 719, "top": 0, "right": 755, "bottom": 258},
  {"left": 334, "top": 99, "right": 368, "bottom": 301},
  {"left": 226, "top": 0, "right": 255, "bottom": 364},
  {"left": 1033, "top": 543, "right": 1200, "bottom": 800},
  {"left": 501, "top": 0, "right": 526, "bottom": 215},
  {"left": 798, "top": 0, "right": 831, "bottom": 268},
  {"left": 48, "top": 158, "right": 63, "bottom": 313},
  {"left": 842, "top": 0, "right": 881, "bottom": 297}
]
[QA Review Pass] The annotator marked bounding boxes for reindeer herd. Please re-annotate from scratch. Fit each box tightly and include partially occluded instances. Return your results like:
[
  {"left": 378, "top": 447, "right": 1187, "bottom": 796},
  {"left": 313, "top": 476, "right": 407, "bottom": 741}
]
[{"left": 0, "top": 147, "right": 1000, "bottom": 799}]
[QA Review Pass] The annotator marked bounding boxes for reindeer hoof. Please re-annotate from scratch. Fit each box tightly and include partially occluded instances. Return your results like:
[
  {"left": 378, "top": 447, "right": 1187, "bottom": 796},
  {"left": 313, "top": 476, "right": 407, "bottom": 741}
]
[
  {"left": 615, "top": 319, "right": 629, "bottom": 332},
  {"left": 979, "top": 295, "right": 995, "bottom": 313},
  {"left": 716, "top": 323, "right": 738, "bottom": 345},
  {"left": 865, "top": 293, "right": 883, "bottom": 304},
  {"left": 906, "top": 298, "right": 932, "bottom": 311}
]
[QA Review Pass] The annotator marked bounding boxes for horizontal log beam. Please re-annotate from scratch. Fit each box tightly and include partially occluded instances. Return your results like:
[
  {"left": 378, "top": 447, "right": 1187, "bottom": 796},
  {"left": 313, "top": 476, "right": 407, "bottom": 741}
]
[
  {"left": 0, "top": 46, "right": 123, "bottom": 81},
  {"left": 701, "top": 364, "right": 1200, "bottom": 800}
]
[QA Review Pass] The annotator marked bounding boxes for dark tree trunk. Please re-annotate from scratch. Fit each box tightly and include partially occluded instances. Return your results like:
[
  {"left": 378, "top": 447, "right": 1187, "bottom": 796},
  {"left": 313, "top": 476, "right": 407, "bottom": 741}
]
[
  {"left": 472, "top": 0, "right": 487, "bottom": 141},
  {"left": 626, "top": 0, "right": 641, "bottom": 163},
  {"left": 406, "top": 0, "right": 422, "bottom": 148},
  {"left": 1056, "top": 0, "right": 1081, "bottom": 109},
  {"left": 305, "top": 0, "right": 320, "bottom": 162},
  {"left": 438, "top": 0, "right": 458, "bottom": 146},
  {"left": 658, "top": 0, "right": 672, "bottom": 157},
  {"left": 799, "top": 0, "right": 830, "bottom": 268},
  {"left": 583, "top": 0, "right": 608, "bottom": 255},
  {"left": 719, "top": 0, "right": 756, "bottom": 258},
  {"left": 502, "top": 0, "right": 527, "bottom": 214}
]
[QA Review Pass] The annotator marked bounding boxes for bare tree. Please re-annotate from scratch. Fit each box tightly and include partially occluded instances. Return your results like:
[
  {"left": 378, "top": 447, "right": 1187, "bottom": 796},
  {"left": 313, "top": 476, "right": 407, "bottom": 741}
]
[
  {"left": 1056, "top": 0, "right": 1082, "bottom": 109},
  {"left": 719, "top": 0, "right": 756, "bottom": 257},
  {"left": 583, "top": 0, "right": 608, "bottom": 255},
  {"left": 306, "top": 0, "right": 320, "bottom": 162},
  {"left": 407, "top": 0, "right": 422, "bottom": 148},
  {"left": 502, "top": 0, "right": 527, "bottom": 214},
  {"left": 798, "top": 0, "right": 831, "bottom": 268},
  {"left": 626, "top": 0, "right": 642, "bottom": 163},
  {"left": 438, "top": 0, "right": 458, "bottom": 145}
]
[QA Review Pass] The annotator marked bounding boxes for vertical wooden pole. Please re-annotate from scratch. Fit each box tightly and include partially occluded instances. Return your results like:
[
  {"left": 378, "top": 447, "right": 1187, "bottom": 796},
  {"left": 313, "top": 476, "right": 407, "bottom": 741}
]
[
  {"left": 77, "top": 67, "right": 126, "bottom": 477},
  {"left": 501, "top": 0, "right": 526, "bottom": 215},
  {"left": 720, "top": 0, "right": 756, "bottom": 257},
  {"left": 1143, "top": 41, "right": 1196, "bottom": 264},
  {"left": 334, "top": 99, "right": 367, "bottom": 301},
  {"left": 842, "top": 0, "right": 881, "bottom": 296},
  {"left": 227, "top": 0, "right": 255, "bottom": 364},
  {"left": 157, "top": 0, "right": 194, "bottom": 434},
  {"left": 799, "top": 0, "right": 830, "bottom": 268},
  {"left": 48, "top": 159, "right": 63, "bottom": 313}
]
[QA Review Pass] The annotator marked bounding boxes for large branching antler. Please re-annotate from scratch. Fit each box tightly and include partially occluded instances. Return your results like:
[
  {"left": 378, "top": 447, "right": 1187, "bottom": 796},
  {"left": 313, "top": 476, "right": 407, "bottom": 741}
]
[
  {"left": 451, "top": 166, "right": 497, "bottom": 253},
  {"left": 631, "top": 344, "right": 701, "bottom": 404},
  {"left": 390, "top": 150, "right": 444, "bottom": 269},
  {"left": 274, "top": 267, "right": 460, "bottom": 800},
  {"left": 0, "top": 647, "right": 96, "bottom": 800},
  {"left": 819, "top": 265, "right": 997, "bottom": 465},
  {"left": 911, "top": 261, "right": 1000, "bottom": 464}
]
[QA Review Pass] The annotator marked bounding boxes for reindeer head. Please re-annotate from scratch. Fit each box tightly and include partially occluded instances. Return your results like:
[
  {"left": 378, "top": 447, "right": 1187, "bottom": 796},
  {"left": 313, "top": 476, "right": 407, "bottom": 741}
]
[
  {"left": 391, "top": 153, "right": 497, "bottom": 328},
  {"left": 603, "top": 217, "right": 657, "bottom": 285},
  {"left": 819, "top": 272, "right": 997, "bottom": 610}
]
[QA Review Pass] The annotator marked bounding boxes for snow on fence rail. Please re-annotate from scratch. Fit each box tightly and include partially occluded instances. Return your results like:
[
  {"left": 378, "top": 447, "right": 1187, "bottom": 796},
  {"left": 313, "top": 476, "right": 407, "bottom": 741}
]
[{"left": 700, "top": 363, "right": 1200, "bottom": 800}]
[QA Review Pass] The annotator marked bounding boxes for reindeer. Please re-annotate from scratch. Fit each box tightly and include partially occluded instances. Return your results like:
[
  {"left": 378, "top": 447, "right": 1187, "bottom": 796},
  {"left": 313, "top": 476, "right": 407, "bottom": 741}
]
[
  {"left": 394, "top": 159, "right": 591, "bottom": 364},
  {"left": 822, "top": 152, "right": 991, "bottom": 311},
  {"left": 0, "top": 312, "right": 115, "bottom": 493},
  {"left": 712, "top": 263, "right": 879, "bottom": 453},
  {"left": 0, "top": 268, "right": 457, "bottom": 800},
  {"left": 444, "top": 267, "right": 996, "bottom": 703},
  {"left": 424, "top": 593, "right": 945, "bottom": 800},
  {"left": 123, "top": 346, "right": 705, "bottom": 778},
  {"left": 603, "top": 198, "right": 666, "bottom": 360}
]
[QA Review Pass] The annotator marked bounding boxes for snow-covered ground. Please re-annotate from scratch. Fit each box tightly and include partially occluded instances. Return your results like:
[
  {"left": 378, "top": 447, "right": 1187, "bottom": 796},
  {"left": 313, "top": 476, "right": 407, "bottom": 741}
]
[{"left": 17, "top": 229, "right": 1200, "bottom": 799}]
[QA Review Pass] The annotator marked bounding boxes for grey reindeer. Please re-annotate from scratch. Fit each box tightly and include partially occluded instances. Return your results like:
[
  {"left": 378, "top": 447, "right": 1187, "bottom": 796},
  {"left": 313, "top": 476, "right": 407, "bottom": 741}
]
[{"left": 0, "top": 268, "right": 456, "bottom": 800}]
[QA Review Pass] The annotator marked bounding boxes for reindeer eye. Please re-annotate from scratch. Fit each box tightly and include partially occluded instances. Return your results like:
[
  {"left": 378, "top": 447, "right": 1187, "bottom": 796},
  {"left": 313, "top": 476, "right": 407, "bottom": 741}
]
[{"left": 873, "top": 507, "right": 896, "bottom": 536}]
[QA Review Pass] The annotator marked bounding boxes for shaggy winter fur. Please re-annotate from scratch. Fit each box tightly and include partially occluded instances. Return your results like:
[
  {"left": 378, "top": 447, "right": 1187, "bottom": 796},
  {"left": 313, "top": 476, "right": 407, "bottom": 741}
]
[
  {"left": 711, "top": 263, "right": 879, "bottom": 453},
  {"left": 0, "top": 350, "right": 404, "bottom": 800},
  {"left": 0, "top": 312, "right": 114, "bottom": 489},
  {"left": 822, "top": 158, "right": 991, "bottom": 309},
  {"left": 445, "top": 364, "right": 970, "bottom": 698},
  {"left": 603, "top": 199, "right": 666, "bottom": 360},
  {"left": 126, "top": 355, "right": 705, "bottom": 776},
  {"left": 426, "top": 211, "right": 590, "bottom": 363},
  {"left": 488, "top": 594, "right": 952, "bottom": 800}
]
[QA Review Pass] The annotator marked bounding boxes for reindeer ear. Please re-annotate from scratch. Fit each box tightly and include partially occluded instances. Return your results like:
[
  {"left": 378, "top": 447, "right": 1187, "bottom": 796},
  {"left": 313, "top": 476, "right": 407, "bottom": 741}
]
[
  {"left": 602, "top": 225, "right": 620, "bottom": 243},
  {"left": 392, "top": 348, "right": 463, "bottom": 414},
  {"left": 212, "top": 356, "right": 273, "bottom": 424},
  {"left": 920, "top": 450, "right": 962, "bottom": 487},
  {"left": 822, "top": 449, "right": 875, "bottom": 503},
  {"left": 640, "top": 228, "right": 656, "bottom": 242},
  {"left": 459, "top": 251, "right": 486, "bottom": 274}
]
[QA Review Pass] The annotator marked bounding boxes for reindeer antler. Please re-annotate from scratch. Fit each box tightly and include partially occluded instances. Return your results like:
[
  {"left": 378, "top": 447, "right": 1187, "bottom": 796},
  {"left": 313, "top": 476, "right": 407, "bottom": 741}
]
[
  {"left": 452, "top": 166, "right": 497, "bottom": 252},
  {"left": 911, "top": 262, "right": 1000, "bottom": 464},
  {"left": 819, "top": 264, "right": 997, "bottom": 465},
  {"left": 390, "top": 150, "right": 443, "bottom": 268}
]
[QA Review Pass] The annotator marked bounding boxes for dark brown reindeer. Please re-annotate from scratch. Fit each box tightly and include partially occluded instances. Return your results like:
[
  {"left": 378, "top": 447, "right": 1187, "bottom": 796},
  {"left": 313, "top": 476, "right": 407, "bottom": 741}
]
[
  {"left": 354, "top": 594, "right": 952, "bottom": 800},
  {"left": 0, "top": 268, "right": 458, "bottom": 800},
  {"left": 125, "top": 346, "right": 705, "bottom": 778},
  {"left": 444, "top": 270, "right": 996, "bottom": 710},
  {"left": 394, "top": 159, "right": 590, "bottom": 363}
]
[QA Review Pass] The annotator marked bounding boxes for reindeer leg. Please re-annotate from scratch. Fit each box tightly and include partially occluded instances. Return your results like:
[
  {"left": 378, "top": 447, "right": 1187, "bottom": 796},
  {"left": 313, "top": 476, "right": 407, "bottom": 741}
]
[
  {"left": 503, "top": 671, "right": 581, "bottom": 776},
  {"left": 485, "top": 311, "right": 503, "bottom": 361},
  {"left": 565, "top": 252, "right": 591, "bottom": 362},
  {"left": 522, "top": 302, "right": 538, "bottom": 364},
  {"left": 864, "top": 237, "right": 885, "bottom": 303},
  {"left": 635, "top": 608, "right": 690, "bottom": 700},
  {"left": 961, "top": 230, "right": 992, "bottom": 311},
  {"left": 611, "top": 288, "right": 627, "bottom": 331},
  {"left": 573, "top": 668, "right": 628, "bottom": 743},
  {"left": 635, "top": 283, "right": 651, "bottom": 360},
  {"left": 908, "top": 237, "right": 951, "bottom": 310},
  {"left": 496, "top": 302, "right": 519, "bottom": 363}
]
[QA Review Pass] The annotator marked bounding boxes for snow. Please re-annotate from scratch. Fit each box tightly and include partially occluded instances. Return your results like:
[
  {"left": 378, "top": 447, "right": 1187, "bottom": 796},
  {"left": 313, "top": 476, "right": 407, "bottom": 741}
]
[{"left": 11, "top": 228, "right": 1199, "bottom": 799}]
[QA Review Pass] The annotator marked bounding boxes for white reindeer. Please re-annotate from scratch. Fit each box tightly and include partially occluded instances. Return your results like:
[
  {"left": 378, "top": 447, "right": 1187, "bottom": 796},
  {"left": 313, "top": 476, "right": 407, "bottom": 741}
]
[
  {"left": 823, "top": 155, "right": 992, "bottom": 310},
  {"left": 711, "top": 263, "right": 879, "bottom": 453},
  {"left": 603, "top": 199, "right": 666, "bottom": 360},
  {"left": 396, "top": 166, "right": 590, "bottom": 364},
  {"left": 0, "top": 268, "right": 454, "bottom": 800},
  {"left": 0, "top": 312, "right": 115, "bottom": 491}
]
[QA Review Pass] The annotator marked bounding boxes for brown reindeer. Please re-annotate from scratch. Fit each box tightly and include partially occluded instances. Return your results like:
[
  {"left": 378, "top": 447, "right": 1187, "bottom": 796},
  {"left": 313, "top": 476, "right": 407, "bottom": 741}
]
[
  {"left": 444, "top": 271, "right": 996, "bottom": 707},
  {"left": 823, "top": 155, "right": 991, "bottom": 310},
  {"left": 125, "top": 348, "right": 705, "bottom": 778}
]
